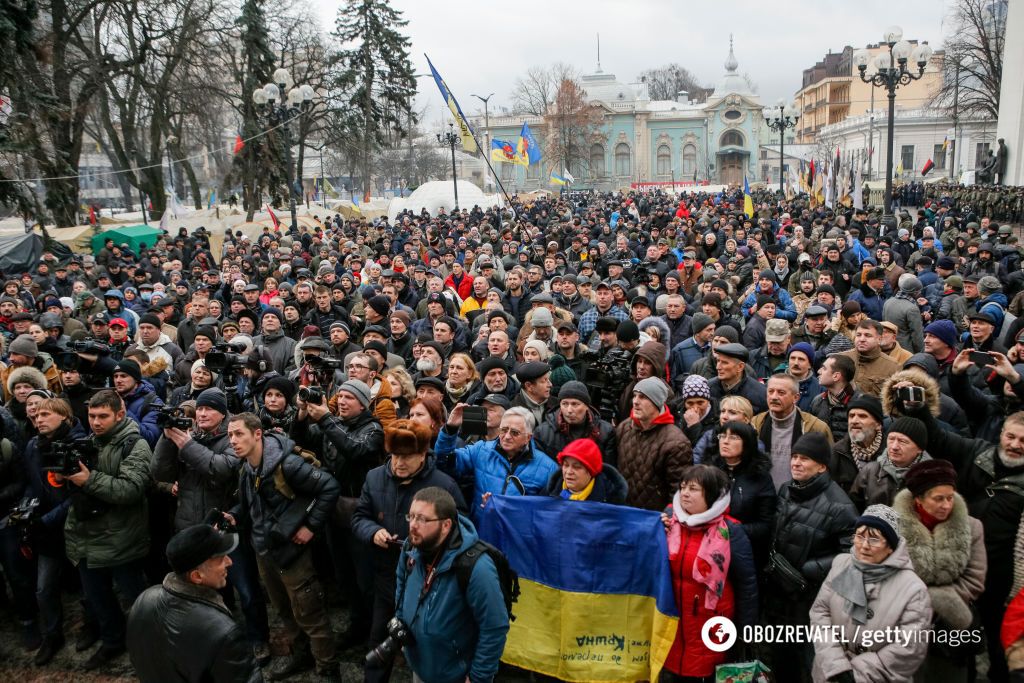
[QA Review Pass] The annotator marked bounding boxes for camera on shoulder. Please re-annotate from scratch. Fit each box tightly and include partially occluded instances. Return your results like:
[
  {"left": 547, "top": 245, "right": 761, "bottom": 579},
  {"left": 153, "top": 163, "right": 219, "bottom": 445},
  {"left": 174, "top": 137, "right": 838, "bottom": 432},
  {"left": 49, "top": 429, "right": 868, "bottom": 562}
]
[{"left": 45, "top": 437, "right": 98, "bottom": 476}]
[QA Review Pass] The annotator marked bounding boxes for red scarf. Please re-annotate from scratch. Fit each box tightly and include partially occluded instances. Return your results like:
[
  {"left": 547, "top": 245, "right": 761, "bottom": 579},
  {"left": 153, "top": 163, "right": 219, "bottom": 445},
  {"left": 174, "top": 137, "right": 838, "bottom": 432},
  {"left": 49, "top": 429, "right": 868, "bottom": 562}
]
[{"left": 914, "top": 500, "right": 942, "bottom": 532}]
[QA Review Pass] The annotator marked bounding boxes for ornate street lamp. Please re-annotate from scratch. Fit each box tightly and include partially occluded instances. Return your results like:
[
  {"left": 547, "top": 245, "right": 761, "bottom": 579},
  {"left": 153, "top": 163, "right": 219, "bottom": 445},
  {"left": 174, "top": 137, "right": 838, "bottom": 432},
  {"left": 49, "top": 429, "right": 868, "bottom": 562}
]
[
  {"left": 762, "top": 100, "right": 800, "bottom": 196},
  {"left": 437, "top": 123, "right": 460, "bottom": 211},
  {"left": 252, "top": 68, "right": 317, "bottom": 232},
  {"left": 853, "top": 28, "right": 932, "bottom": 228}
]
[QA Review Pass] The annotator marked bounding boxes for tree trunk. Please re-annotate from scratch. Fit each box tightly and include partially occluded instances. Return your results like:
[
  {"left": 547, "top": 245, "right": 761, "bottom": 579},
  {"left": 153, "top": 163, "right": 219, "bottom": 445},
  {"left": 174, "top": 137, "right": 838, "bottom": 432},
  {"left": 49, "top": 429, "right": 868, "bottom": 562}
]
[{"left": 180, "top": 158, "right": 202, "bottom": 208}]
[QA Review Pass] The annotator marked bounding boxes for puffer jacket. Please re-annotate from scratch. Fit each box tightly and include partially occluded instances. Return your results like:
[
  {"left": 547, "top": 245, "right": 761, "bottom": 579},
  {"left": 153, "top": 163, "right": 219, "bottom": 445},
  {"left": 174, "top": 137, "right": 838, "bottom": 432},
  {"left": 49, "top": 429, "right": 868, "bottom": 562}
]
[
  {"left": 64, "top": 417, "right": 153, "bottom": 568},
  {"left": 434, "top": 426, "right": 558, "bottom": 511},
  {"left": 615, "top": 406, "right": 693, "bottom": 511},
  {"left": 152, "top": 418, "right": 240, "bottom": 531},
  {"left": 352, "top": 456, "right": 465, "bottom": 595},
  {"left": 542, "top": 463, "right": 629, "bottom": 504},
  {"left": 764, "top": 473, "right": 858, "bottom": 623},
  {"left": 810, "top": 544, "right": 933, "bottom": 682},
  {"left": 394, "top": 515, "right": 509, "bottom": 683},
  {"left": 121, "top": 380, "right": 163, "bottom": 448},
  {"left": 706, "top": 450, "right": 777, "bottom": 562},
  {"left": 665, "top": 506, "right": 758, "bottom": 678},
  {"left": 127, "top": 573, "right": 260, "bottom": 683},
  {"left": 232, "top": 432, "right": 341, "bottom": 567},
  {"left": 22, "top": 419, "right": 88, "bottom": 556},
  {"left": 532, "top": 408, "right": 618, "bottom": 468}
]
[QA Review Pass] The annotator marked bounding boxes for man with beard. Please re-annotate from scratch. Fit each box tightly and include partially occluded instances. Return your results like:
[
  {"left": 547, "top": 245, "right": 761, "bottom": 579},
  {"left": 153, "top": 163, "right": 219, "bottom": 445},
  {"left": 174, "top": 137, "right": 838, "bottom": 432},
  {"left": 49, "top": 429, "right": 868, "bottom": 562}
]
[
  {"left": 412, "top": 341, "right": 445, "bottom": 383},
  {"left": 392, "top": 487, "right": 509, "bottom": 683},
  {"left": 465, "top": 357, "right": 520, "bottom": 405},
  {"left": 828, "top": 395, "right": 885, "bottom": 493}
]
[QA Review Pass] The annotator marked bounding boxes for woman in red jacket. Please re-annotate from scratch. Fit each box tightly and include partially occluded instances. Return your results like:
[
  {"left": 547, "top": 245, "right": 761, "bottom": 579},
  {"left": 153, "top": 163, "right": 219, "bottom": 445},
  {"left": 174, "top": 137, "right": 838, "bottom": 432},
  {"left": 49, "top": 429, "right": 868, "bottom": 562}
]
[{"left": 662, "top": 464, "right": 759, "bottom": 682}]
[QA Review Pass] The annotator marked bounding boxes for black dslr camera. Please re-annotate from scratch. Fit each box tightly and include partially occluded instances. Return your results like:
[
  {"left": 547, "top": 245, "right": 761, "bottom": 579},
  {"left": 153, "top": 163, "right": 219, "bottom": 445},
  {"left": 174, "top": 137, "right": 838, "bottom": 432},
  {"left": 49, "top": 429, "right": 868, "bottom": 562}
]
[
  {"left": 298, "top": 385, "right": 325, "bottom": 404},
  {"left": 155, "top": 405, "right": 192, "bottom": 430},
  {"left": 365, "top": 617, "right": 412, "bottom": 667},
  {"left": 46, "top": 438, "right": 99, "bottom": 476},
  {"left": 0, "top": 496, "right": 39, "bottom": 530}
]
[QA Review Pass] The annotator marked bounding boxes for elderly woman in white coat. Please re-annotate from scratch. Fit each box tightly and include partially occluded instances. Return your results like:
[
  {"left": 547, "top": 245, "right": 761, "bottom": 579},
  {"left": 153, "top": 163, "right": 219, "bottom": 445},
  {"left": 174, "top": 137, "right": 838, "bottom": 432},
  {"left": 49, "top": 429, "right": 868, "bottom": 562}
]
[
  {"left": 810, "top": 504, "right": 933, "bottom": 683},
  {"left": 893, "top": 460, "right": 986, "bottom": 682}
]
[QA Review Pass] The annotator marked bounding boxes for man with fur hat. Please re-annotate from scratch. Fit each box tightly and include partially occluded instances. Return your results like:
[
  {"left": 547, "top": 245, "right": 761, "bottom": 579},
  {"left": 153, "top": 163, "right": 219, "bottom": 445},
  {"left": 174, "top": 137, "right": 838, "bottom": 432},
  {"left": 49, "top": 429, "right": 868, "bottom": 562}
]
[
  {"left": 0, "top": 334, "right": 62, "bottom": 402},
  {"left": 615, "top": 377, "right": 692, "bottom": 511}
]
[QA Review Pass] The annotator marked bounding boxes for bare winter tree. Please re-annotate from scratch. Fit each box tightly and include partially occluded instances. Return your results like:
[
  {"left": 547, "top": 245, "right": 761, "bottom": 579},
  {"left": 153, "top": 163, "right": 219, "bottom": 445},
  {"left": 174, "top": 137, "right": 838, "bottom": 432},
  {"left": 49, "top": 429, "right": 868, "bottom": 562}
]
[
  {"left": 932, "top": 0, "right": 1006, "bottom": 120},
  {"left": 637, "top": 64, "right": 708, "bottom": 102},
  {"left": 546, "top": 78, "right": 603, "bottom": 178},
  {"left": 510, "top": 63, "right": 577, "bottom": 116}
]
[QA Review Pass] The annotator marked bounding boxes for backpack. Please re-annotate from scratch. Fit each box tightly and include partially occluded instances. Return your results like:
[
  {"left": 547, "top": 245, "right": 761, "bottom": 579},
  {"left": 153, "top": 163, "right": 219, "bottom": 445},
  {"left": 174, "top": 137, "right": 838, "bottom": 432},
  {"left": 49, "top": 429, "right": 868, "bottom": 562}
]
[
  {"left": 272, "top": 447, "right": 321, "bottom": 500},
  {"left": 452, "top": 539, "right": 520, "bottom": 621}
]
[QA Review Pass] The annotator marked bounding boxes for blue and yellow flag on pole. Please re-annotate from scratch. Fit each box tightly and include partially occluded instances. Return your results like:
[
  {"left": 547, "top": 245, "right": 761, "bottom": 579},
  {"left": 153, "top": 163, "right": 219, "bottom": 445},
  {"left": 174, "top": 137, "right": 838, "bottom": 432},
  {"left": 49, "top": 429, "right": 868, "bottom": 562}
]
[
  {"left": 517, "top": 123, "right": 542, "bottom": 165},
  {"left": 426, "top": 55, "right": 478, "bottom": 154},
  {"left": 491, "top": 139, "right": 526, "bottom": 165},
  {"left": 743, "top": 176, "right": 754, "bottom": 218},
  {"left": 477, "top": 496, "right": 679, "bottom": 682},
  {"left": 549, "top": 172, "right": 567, "bottom": 186}
]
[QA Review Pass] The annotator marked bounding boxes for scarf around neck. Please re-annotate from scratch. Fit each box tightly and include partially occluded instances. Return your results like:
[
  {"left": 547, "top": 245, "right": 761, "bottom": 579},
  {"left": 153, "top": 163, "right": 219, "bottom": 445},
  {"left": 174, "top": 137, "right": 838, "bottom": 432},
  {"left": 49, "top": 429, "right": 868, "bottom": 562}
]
[
  {"left": 850, "top": 430, "right": 883, "bottom": 468},
  {"left": 831, "top": 547, "right": 904, "bottom": 624},
  {"left": 669, "top": 490, "right": 732, "bottom": 611}
]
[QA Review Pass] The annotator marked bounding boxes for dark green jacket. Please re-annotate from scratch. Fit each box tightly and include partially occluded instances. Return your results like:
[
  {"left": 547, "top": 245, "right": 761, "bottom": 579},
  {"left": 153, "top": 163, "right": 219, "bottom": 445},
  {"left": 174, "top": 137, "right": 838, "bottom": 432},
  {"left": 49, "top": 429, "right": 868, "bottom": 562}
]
[{"left": 65, "top": 417, "right": 152, "bottom": 568}]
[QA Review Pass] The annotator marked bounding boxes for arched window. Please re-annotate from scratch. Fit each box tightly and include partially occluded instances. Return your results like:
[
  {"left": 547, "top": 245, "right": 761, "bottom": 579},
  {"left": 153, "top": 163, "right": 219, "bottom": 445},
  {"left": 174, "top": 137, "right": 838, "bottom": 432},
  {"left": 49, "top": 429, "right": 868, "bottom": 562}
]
[
  {"left": 615, "top": 143, "right": 631, "bottom": 176},
  {"left": 656, "top": 145, "right": 671, "bottom": 176},
  {"left": 590, "top": 143, "right": 605, "bottom": 177},
  {"left": 682, "top": 144, "right": 698, "bottom": 175},
  {"left": 720, "top": 130, "right": 744, "bottom": 148}
]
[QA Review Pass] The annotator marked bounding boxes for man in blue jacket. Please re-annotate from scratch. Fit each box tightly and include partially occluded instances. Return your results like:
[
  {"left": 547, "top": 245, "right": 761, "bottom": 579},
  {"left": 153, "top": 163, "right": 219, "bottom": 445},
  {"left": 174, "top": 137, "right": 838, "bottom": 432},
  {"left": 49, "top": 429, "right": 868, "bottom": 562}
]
[
  {"left": 435, "top": 406, "right": 557, "bottom": 511},
  {"left": 395, "top": 487, "right": 509, "bottom": 683}
]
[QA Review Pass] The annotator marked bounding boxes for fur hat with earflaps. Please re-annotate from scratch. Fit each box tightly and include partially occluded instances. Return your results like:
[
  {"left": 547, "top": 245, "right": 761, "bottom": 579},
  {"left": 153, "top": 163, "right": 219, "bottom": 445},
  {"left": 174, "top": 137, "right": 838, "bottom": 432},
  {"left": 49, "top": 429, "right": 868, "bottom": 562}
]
[
  {"left": 384, "top": 419, "right": 433, "bottom": 456},
  {"left": 7, "top": 365, "right": 48, "bottom": 394}
]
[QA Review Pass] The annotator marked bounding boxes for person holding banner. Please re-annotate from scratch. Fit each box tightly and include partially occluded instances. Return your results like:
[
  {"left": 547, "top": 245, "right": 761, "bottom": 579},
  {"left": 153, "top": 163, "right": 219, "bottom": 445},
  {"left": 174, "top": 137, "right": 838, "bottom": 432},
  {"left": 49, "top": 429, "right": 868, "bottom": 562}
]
[{"left": 662, "top": 464, "right": 758, "bottom": 681}]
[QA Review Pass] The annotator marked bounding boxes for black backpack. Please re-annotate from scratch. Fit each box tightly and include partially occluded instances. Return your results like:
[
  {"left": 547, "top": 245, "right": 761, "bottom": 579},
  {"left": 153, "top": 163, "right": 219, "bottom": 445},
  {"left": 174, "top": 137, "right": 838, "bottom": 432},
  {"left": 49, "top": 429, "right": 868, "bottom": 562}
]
[{"left": 453, "top": 539, "right": 520, "bottom": 621}]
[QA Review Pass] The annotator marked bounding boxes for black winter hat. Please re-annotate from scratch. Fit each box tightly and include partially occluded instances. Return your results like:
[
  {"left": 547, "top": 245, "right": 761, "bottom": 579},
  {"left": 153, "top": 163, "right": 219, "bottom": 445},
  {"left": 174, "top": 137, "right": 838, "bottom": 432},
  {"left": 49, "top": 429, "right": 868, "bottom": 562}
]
[
  {"left": 262, "top": 376, "right": 297, "bottom": 405},
  {"left": 139, "top": 313, "right": 162, "bottom": 329},
  {"left": 196, "top": 387, "right": 228, "bottom": 415},
  {"left": 887, "top": 416, "right": 928, "bottom": 450},
  {"left": 558, "top": 380, "right": 591, "bottom": 406},
  {"left": 616, "top": 320, "right": 640, "bottom": 343},
  {"left": 113, "top": 359, "right": 142, "bottom": 383},
  {"left": 792, "top": 432, "right": 832, "bottom": 466},
  {"left": 847, "top": 395, "right": 884, "bottom": 425}
]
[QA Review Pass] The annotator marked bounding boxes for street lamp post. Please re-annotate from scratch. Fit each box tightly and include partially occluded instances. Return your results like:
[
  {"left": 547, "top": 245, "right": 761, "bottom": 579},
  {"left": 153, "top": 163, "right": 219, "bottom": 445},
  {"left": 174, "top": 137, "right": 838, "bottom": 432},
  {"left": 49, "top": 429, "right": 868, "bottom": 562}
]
[
  {"left": 472, "top": 93, "right": 494, "bottom": 189},
  {"left": 252, "top": 67, "right": 317, "bottom": 233},
  {"left": 438, "top": 123, "right": 460, "bottom": 211},
  {"left": 853, "top": 28, "right": 932, "bottom": 228},
  {"left": 763, "top": 100, "right": 800, "bottom": 196}
]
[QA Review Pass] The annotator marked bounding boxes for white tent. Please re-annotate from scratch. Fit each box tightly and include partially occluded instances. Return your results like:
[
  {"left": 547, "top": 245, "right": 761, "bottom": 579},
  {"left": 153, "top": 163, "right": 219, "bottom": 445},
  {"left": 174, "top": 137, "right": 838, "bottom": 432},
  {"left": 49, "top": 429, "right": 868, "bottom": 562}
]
[{"left": 387, "top": 180, "right": 502, "bottom": 221}]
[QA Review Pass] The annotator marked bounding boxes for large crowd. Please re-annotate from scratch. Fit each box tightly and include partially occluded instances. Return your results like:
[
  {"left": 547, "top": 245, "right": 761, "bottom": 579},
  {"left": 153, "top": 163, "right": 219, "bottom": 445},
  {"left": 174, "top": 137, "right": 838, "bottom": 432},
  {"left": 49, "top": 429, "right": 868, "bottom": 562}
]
[{"left": 0, "top": 184, "right": 1023, "bottom": 683}]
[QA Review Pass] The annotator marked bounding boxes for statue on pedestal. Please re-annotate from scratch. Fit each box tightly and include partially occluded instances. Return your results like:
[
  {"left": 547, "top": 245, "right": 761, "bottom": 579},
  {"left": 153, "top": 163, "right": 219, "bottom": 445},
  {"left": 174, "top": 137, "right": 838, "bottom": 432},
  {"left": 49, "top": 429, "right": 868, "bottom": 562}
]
[{"left": 995, "top": 138, "right": 1008, "bottom": 185}]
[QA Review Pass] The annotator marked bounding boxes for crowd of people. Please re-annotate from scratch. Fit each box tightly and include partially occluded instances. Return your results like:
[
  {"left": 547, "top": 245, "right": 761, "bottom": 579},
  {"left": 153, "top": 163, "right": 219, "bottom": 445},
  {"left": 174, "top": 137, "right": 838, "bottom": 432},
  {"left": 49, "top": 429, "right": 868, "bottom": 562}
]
[{"left": 0, "top": 183, "right": 1023, "bottom": 683}]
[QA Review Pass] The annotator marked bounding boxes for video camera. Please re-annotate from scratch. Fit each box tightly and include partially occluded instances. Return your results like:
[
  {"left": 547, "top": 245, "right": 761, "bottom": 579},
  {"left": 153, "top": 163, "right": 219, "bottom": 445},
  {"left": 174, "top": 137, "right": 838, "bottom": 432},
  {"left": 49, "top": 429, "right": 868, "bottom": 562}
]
[
  {"left": 583, "top": 350, "right": 633, "bottom": 422},
  {"left": 205, "top": 342, "right": 246, "bottom": 373},
  {"left": 155, "top": 405, "right": 192, "bottom": 430},
  {"left": 45, "top": 437, "right": 98, "bottom": 476},
  {"left": 56, "top": 339, "right": 113, "bottom": 371},
  {"left": 306, "top": 354, "right": 344, "bottom": 371}
]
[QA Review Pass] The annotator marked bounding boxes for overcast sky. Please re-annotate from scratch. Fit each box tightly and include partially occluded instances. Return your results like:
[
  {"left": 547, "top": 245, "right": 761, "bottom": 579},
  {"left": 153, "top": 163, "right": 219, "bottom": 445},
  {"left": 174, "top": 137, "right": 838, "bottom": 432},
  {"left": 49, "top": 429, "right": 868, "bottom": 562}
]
[{"left": 310, "top": 0, "right": 955, "bottom": 126}]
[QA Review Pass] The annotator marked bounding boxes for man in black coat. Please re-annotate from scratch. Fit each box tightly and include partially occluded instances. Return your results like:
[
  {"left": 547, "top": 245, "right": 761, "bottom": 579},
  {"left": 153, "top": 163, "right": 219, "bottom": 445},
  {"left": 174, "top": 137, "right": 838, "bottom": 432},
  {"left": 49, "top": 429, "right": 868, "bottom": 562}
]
[{"left": 127, "top": 524, "right": 259, "bottom": 683}]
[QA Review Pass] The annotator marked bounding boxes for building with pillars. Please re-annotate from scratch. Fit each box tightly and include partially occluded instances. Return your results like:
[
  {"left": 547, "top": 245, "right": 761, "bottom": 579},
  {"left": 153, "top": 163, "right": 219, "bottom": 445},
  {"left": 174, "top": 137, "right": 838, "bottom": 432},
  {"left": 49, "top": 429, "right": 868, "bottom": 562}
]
[{"left": 477, "top": 37, "right": 766, "bottom": 192}]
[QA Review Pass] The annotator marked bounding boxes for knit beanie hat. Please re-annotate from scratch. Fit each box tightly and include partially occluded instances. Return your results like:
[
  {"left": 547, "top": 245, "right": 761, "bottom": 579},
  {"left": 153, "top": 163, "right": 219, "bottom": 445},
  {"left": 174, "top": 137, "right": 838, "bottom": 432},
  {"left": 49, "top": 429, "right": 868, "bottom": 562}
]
[
  {"left": 366, "top": 295, "right": 391, "bottom": 317},
  {"left": 691, "top": 313, "right": 715, "bottom": 335},
  {"left": 904, "top": 459, "right": 958, "bottom": 497},
  {"left": 557, "top": 379, "right": 591, "bottom": 406},
  {"left": 616, "top": 320, "right": 640, "bottom": 343},
  {"left": 196, "top": 387, "right": 228, "bottom": 415},
  {"left": 888, "top": 416, "right": 928, "bottom": 450},
  {"left": 194, "top": 325, "right": 217, "bottom": 343},
  {"left": 714, "top": 325, "right": 739, "bottom": 343},
  {"left": 8, "top": 334, "right": 38, "bottom": 359},
  {"left": 262, "top": 376, "right": 297, "bottom": 405},
  {"left": 680, "top": 374, "right": 711, "bottom": 401},
  {"left": 557, "top": 438, "right": 603, "bottom": 476},
  {"left": 788, "top": 342, "right": 815, "bottom": 366},
  {"left": 633, "top": 377, "right": 669, "bottom": 411},
  {"left": 847, "top": 395, "right": 884, "bottom": 425},
  {"left": 923, "top": 320, "right": 958, "bottom": 350},
  {"left": 899, "top": 274, "right": 923, "bottom": 294},
  {"left": 338, "top": 379, "right": 371, "bottom": 409},
  {"left": 113, "top": 359, "right": 143, "bottom": 383},
  {"left": 262, "top": 307, "right": 284, "bottom": 324},
  {"left": 792, "top": 432, "right": 832, "bottom": 466},
  {"left": 548, "top": 354, "right": 577, "bottom": 394},
  {"left": 856, "top": 504, "right": 901, "bottom": 549},
  {"left": 139, "top": 313, "right": 162, "bottom": 329}
]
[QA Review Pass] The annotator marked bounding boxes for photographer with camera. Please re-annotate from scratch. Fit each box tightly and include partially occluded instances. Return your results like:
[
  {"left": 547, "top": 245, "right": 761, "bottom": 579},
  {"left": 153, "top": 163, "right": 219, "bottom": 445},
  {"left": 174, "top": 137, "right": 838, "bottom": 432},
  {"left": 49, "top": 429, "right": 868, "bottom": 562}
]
[
  {"left": 112, "top": 359, "right": 164, "bottom": 448},
  {"left": 352, "top": 420, "right": 466, "bottom": 683},
  {"left": 127, "top": 523, "right": 260, "bottom": 683},
  {"left": 295, "top": 379, "right": 384, "bottom": 646},
  {"left": 22, "top": 397, "right": 88, "bottom": 663},
  {"left": 393, "top": 487, "right": 509, "bottom": 683},
  {"left": 61, "top": 389, "right": 153, "bottom": 670},
  {"left": 224, "top": 413, "right": 341, "bottom": 681},
  {"left": 152, "top": 386, "right": 271, "bottom": 665}
]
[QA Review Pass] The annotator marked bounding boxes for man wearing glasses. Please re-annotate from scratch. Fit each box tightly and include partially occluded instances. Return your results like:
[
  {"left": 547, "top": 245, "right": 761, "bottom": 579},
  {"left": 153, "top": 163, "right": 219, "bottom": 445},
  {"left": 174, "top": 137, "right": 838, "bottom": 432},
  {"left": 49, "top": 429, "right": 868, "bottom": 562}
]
[
  {"left": 343, "top": 352, "right": 397, "bottom": 430},
  {"left": 435, "top": 406, "right": 558, "bottom": 513}
]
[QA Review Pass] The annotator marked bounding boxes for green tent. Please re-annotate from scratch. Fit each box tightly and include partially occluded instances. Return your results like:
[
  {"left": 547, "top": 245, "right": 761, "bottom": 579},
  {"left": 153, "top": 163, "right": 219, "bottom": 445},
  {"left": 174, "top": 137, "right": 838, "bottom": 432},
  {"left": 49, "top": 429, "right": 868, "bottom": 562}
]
[{"left": 90, "top": 224, "right": 164, "bottom": 256}]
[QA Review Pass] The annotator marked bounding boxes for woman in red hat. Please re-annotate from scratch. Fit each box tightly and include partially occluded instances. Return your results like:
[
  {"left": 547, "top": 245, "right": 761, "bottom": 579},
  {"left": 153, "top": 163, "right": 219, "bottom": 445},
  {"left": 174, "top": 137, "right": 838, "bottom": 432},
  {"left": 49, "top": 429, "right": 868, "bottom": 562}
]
[{"left": 543, "top": 439, "right": 627, "bottom": 505}]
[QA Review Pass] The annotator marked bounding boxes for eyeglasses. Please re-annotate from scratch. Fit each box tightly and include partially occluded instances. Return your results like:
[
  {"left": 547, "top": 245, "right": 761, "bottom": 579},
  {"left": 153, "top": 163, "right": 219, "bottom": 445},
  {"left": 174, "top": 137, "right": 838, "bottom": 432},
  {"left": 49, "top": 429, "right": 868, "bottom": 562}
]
[
  {"left": 405, "top": 514, "right": 440, "bottom": 525},
  {"left": 852, "top": 532, "right": 886, "bottom": 548},
  {"left": 498, "top": 427, "right": 524, "bottom": 438},
  {"left": 347, "top": 364, "right": 369, "bottom": 371},
  {"left": 717, "top": 433, "right": 742, "bottom": 441}
]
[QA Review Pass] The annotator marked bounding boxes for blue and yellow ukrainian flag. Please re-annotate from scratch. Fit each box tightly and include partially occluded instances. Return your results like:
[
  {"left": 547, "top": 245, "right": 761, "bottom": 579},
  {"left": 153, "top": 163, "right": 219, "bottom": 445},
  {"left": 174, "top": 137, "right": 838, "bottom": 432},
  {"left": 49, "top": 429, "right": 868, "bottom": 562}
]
[
  {"left": 492, "top": 139, "right": 526, "bottom": 166},
  {"left": 743, "top": 176, "right": 754, "bottom": 218},
  {"left": 426, "top": 55, "right": 478, "bottom": 154},
  {"left": 549, "top": 172, "right": 567, "bottom": 186},
  {"left": 517, "top": 123, "right": 542, "bottom": 165},
  {"left": 476, "top": 496, "right": 679, "bottom": 682},
  {"left": 207, "top": 188, "right": 217, "bottom": 209}
]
